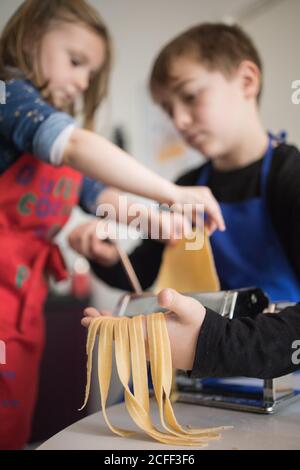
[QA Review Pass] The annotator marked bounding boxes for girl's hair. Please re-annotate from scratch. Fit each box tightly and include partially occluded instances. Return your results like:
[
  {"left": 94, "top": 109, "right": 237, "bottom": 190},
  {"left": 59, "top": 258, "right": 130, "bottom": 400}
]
[
  {"left": 0, "top": 0, "right": 112, "bottom": 128},
  {"left": 150, "top": 23, "right": 263, "bottom": 102}
]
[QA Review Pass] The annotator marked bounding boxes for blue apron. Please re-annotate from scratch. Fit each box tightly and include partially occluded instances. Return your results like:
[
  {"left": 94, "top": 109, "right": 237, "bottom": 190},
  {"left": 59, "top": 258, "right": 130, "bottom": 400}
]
[{"left": 197, "top": 134, "right": 300, "bottom": 302}]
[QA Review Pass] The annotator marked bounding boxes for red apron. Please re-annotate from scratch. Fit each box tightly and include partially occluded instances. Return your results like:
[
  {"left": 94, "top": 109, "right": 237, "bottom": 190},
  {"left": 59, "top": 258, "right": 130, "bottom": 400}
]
[{"left": 0, "top": 154, "right": 82, "bottom": 449}]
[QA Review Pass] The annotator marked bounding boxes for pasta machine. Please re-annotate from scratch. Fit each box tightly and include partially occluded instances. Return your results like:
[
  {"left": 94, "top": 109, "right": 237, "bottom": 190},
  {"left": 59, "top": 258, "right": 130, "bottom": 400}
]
[{"left": 114, "top": 286, "right": 300, "bottom": 414}]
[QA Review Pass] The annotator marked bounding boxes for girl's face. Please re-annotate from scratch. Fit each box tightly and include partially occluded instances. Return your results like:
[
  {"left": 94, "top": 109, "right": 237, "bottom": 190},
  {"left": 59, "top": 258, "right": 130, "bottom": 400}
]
[
  {"left": 38, "top": 21, "right": 106, "bottom": 109},
  {"left": 154, "top": 56, "right": 248, "bottom": 160}
]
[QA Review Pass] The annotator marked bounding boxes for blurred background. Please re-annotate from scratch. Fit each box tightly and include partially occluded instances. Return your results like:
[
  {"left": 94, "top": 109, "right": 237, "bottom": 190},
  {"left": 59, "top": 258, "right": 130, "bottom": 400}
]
[{"left": 1, "top": 0, "right": 299, "bottom": 445}]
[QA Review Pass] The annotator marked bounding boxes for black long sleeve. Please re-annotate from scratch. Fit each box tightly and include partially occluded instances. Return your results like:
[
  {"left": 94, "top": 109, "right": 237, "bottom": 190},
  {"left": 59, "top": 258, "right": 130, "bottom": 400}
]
[
  {"left": 267, "top": 144, "right": 300, "bottom": 281},
  {"left": 191, "top": 303, "right": 300, "bottom": 379}
]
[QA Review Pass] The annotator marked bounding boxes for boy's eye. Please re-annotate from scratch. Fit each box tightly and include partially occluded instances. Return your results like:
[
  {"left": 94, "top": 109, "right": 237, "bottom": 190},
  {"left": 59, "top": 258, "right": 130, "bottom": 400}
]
[
  {"left": 182, "top": 88, "right": 205, "bottom": 104},
  {"left": 183, "top": 93, "right": 196, "bottom": 104},
  {"left": 71, "top": 58, "right": 82, "bottom": 67}
]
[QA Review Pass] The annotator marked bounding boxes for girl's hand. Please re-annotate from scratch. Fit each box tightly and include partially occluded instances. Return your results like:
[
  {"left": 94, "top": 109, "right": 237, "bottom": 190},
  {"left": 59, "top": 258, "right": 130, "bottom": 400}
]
[
  {"left": 173, "top": 185, "right": 226, "bottom": 235},
  {"left": 144, "top": 209, "right": 193, "bottom": 245},
  {"left": 69, "top": 210, "right": 193, "bottom": 269}
]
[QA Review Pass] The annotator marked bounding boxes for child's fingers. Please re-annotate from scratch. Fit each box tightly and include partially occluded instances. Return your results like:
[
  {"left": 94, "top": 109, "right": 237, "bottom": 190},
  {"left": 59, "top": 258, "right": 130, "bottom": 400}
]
[
  {"left": 90, "top": 236, "right": 119, "bottom": 265},
  {"left": 192, "top": 187, "right": 225, "bottom": 232},
  {"left": 157, "top": 288, "right": 175, "bottom": 309},
  {"left": 203, "top": 198, "right": 225, "bottom": 233},
  {"left": 157, "top": 288, "right": 205, "bottom": 323},
  {"left": 81, "top": 309, "right": 113, "bottom": 328},
  {"left": 83, "top": 307, "right": 100, "bottom": 317},
  {"left": 83, "top": 308, "right": 112, "bottom": 317},
  {"left": 166, "top": 212, "right": 193, "bottom": 243},
  {"left": 179, "top": 186, "right": 225, "bottom": 233},
  {"left": 81, "top": 226, "right": 95, "bottom": 258},
  {"left": 91, "top": 235, "right": 108, "bottom": 256},
  {"left": 81, "top": 317, "right": 93, "bottom": 328},
  {"left": 205, "top": 219, "right": 217, "bottom": 236}
]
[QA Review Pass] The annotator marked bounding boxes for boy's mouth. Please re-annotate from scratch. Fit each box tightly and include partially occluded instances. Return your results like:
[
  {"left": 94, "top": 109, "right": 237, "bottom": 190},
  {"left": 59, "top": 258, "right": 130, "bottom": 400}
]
[{"left": 186, "top": 132, "right": 205, "bottom": 146}]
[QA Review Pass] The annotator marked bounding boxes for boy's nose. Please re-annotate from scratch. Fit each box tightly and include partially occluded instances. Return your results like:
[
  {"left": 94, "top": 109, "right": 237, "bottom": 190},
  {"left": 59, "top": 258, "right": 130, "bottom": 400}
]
[{"left": 172, "top": 106, "right": 192, "bottom": 132}]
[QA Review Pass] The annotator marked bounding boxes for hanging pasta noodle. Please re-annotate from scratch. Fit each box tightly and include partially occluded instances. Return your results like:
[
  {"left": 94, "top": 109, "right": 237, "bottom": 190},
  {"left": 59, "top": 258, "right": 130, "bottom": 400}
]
[
  {"left": 154, "top": 229, "right": 220, "bottom": 405},
  {"left": 80, "top": 313, "right": 229, "bottom": 447}
]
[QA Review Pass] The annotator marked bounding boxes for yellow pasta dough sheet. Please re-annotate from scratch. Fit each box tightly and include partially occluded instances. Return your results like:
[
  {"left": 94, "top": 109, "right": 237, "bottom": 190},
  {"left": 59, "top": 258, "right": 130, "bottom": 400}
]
[{"left": 155, "top": 230, "right": 220, "bottom": 293}]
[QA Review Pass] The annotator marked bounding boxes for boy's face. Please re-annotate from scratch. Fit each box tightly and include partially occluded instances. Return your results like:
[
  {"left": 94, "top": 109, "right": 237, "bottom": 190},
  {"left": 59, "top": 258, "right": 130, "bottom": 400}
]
[
  {"left": 38, "top": 22, "right": 106, "bottom": 109},
  {"left": 154, "top": 57, "right": 249, "bottom": 160}
]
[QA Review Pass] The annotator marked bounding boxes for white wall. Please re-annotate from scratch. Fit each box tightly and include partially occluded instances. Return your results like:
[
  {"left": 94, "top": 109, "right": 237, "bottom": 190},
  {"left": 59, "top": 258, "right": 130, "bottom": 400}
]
[
  {"left": 242, "top": 0, "right": 300, "bottom": 147},
  {"left": 89, "top": 0, "right": 255, "bottom": 159}
]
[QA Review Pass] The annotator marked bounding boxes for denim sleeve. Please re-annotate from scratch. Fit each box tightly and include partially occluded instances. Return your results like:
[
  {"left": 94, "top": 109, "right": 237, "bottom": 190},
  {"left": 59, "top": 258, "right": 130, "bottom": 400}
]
[
  {"left": 79, "top": 176, "right": 106, "bottom": 214},
  {"left": 0, "top": 79, "right": 75, "bottom": 164}
]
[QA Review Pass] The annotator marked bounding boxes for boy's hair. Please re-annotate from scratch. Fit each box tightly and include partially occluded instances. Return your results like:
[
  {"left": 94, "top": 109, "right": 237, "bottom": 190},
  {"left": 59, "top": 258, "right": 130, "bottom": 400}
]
[
  {"left": 0, "top": 0, "right": 112, "bottom": 128},
  {"left": 150, "top": 23, "right": 263, "bottom": 102}
]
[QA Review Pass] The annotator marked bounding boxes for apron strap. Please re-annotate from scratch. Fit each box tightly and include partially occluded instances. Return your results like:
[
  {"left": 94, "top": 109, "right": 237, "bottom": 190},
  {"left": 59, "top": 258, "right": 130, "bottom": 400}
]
[
  {"left": 261, "top": 131, "right": 287, "bottom": 199},
  {"left": 196, "top": 161, "right": 211, "bottom": 186},
  {"left": 197, "top": 131, "right": 287, "bottom": 197}
]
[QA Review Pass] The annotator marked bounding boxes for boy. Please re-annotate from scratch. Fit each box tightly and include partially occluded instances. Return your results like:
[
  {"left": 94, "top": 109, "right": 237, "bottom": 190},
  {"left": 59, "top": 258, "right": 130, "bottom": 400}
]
[
  {"left": 79, "top": 23, "right": 300, "bottom": 379},
  {"left": 71, "top": 23, "right": 300, "bottom": 302}
]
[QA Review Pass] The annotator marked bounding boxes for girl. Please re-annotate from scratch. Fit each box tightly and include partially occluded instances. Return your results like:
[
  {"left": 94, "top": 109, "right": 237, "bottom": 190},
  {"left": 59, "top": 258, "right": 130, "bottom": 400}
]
[{"left": 0, "top": 2, "right": 223, "bottom": 449}]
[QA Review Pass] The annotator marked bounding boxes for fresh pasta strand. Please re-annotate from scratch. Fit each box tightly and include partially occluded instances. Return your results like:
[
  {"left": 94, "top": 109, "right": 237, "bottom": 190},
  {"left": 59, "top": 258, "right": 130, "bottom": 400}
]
[
  {"left": 81, "top": 313, "right": 230, "bottom": 446},
  {"left": 154, "top": 230, "right": 220, "bottom": 414},
  {"left": 147, "top": 313, "right": 227, "bottom": 440},
  {"left": 126, "top": 315, "right": 208, "bottom": 446}
]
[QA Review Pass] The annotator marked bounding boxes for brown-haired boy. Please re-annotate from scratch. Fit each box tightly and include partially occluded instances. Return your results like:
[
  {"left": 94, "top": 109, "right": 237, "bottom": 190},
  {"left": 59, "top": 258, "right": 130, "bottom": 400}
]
[{"left": 75, "top": 23, "right": 300, "bottom": 377}]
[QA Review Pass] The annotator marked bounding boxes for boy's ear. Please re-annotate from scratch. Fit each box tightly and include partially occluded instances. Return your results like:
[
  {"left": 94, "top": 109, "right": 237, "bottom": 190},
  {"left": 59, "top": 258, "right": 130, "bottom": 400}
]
[{"left": 237, "top": 60, "right": 261, "bottom": 101}]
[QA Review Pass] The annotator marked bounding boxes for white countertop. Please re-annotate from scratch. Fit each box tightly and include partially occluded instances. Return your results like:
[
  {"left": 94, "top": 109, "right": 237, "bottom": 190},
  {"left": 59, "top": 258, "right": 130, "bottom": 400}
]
[{"left": 38, "top": 396, "right": 300, "bottom": 450}]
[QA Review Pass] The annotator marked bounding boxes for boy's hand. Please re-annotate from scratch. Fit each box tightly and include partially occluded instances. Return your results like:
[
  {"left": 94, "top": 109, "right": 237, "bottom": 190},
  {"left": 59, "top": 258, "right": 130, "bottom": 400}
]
[
  {"left": 158, "top": 289, "right": 206, "bottom": 371},
  {"left": 173, "top": 185, "right": 226, "bottom": 235},
  {"left": 82, "top": 288, "right": 206, "bottom": 371},
  {"left": 81, "top": 307, "right": 112, "bottom": 328}
]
